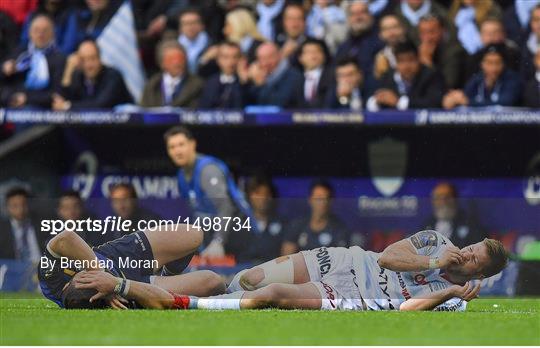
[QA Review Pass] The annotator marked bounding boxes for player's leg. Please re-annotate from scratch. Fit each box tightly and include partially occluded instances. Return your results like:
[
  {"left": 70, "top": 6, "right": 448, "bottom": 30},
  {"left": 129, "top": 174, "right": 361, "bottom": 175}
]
[
  {"left": 142, "top": 223, "right": 203, "bottom": 274},
  {"left": 193, "top": 282, "right": 322, "bottom": 310},
  {"left": 227, "top": 253, "right": 310, "bottom": 292},
  {"left": 152, "top": 270, "right": 226, "bottom": 297}
]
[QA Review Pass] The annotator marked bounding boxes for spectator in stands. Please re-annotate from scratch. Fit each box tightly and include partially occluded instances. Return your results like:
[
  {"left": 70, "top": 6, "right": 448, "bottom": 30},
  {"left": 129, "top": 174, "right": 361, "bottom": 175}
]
[
  {"left": 199, "top": 41, "right": 247, "bottom": 109},
  {"left": 373, "top": 14, "right": 407, "bottom": 80},
  {"left": 52, "top": 39, "right": 132, "bottom": 110},
  {"left": 523, "top": 50, "right": 540, "bottom": 108},
  {"left": 247, "top": 41, "right": 304, "bottom": 108},
  {"left": 306, "top": 0, "right": 347, "bottom": 54},
  {"left": 503, "top": 0, "right": 540, "bottom": 45},
  {"left": 421, "top": 182, "right": 488, "bottom": 249},
  {"left": 107, "top": 183, "right": 161, "bottom": 240},
  {"left": 236, "top": 176, "right": 285, "bottom": 263},
  {"left": 140, "top": 40, "right": 203, "bottom": 108},
  {"left": 298, "top": 38, "right": 333, "bottom": 109},
  {"left": 0, "top": 14, "right": 65, "bottom": 109},
  {"left": 0, "top": 187, "right": 45, "bottom": 261},
  {"left": 74, "top": 0, "right": 121, "bottom": 44},
  {"left": 198, "top": 8, "right": 265, "bottom": 77},
  {"left": 20, "top": 0, "right": 79, "bottom": 55},
  {"left": 276, "top": 4, "right": 309, "bottom": 67},
  {"left": 335, "top": 1, "right": 382, "bottom": 78},
  {"left": 444, "top": 44, "right": 521, "bottom": 108},
  {"left": 256, "top": 0, "right": 286, "bottom": 41},
  {"left": 325, "top": 57, "right": 366, "bottom": 110},
  {"left": 449, "top": 0, "right": 501, "bottom": 55},
  {"left": 521, "top": 4, "right": 540, "bottom": 80},
  {"left": 56, "top": 190, "right": 100, "bottom": 246},
  {"left": 466, "top": 18, "right": 521, "bottom": 77},
  {"left": 417, "top": 14, "right": 467, "bottom": 89},
  {"left": 282, "top": 180, "right": 349, "bottom": 255},
  {"left": 0, "top": 11, "right": 19, "bottom": 63},
  {"left": 367, "top": 40, "right": 445, "bottom": 111},
  {"left": 177, "top": 8, "right": 211, "bottom": 74},
  {"left": 393, "top": 0, "right": 448, "bottom": 44}
]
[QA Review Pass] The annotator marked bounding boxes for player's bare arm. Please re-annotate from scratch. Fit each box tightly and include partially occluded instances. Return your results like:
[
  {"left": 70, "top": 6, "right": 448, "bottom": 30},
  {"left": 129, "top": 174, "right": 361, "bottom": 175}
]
[
  {"left": 378, "top": 230, "right": 464, "bottom": 272},
  {"left": 400, "top": 282, "right": 481, "bottom": 311}
]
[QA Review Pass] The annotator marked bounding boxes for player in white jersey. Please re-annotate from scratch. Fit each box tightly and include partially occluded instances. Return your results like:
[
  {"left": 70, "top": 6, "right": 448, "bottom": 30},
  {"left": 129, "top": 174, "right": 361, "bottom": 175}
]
[{"left": 71, "top": 229, "right": 508, "bottom": 311}]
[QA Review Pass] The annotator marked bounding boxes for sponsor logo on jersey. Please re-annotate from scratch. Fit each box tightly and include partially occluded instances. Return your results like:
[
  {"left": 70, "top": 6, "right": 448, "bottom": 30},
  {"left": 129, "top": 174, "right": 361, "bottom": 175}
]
[
  {"left": 378, "top": 266, "right": 396, "bottom": 310},
  {"left": 414, "top": 274, "right": 428, "bottom": 285},
  {"left": 320, "top": 281, "right": 336, "bottom": 309},
  {"left": 316, "top": 247, "right": 331, "bottom": 276},
  {"left": 396, "top": 272, "right": 411, "bottom": 300}
]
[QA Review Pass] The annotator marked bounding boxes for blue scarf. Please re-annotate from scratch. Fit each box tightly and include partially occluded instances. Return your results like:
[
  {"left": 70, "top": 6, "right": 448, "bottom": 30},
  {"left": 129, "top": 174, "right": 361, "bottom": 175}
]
[
  {"left": 400, "top": 0, "right": 431, "bottom": 26},
  {"left": 257, "top": 0, "right": 285, "bottom": 40},
  {"left": 516, "top": 0, "right": 540, "bottom": 28},
  {"left": 16, "top": 42, "right": 55, "bottom": 90},
  {"left": 179, "top": 31, "right": 209, "bottom": 74},
  {"left": 455, "top": 6, "right": 483, "bottom": 54},
  {"left": 368, "top": 0, "right": 389, "bottom": 16}
]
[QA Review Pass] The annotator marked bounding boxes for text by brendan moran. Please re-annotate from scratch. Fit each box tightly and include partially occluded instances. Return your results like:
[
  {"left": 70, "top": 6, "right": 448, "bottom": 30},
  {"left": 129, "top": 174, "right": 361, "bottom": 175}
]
[{"left": 40, "top": 256, "right": 158, "bottom": 271}]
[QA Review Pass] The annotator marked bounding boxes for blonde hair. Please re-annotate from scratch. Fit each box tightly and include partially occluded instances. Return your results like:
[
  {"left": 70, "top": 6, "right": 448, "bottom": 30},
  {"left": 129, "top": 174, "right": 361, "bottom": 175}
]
[
  {"left": 225, "top": 8, "right": 265, "bottom": 43},
  {"left": 449, "top": 0, "right": 496, "bottom": 26},
  {"left": 482, "top": 238, "right": 509, "bottom": 278}
]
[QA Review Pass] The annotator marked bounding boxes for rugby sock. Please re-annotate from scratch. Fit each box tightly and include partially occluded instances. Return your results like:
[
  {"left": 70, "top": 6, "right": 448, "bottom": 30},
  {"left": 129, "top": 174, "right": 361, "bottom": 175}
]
[{"left": 195, "top": 291, "right": 245, "bottom": 310}]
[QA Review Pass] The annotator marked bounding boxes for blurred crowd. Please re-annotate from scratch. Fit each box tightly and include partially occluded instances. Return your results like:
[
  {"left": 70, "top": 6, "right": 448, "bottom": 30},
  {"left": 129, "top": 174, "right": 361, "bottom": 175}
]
[
  {"left": 0, "top": 0, "right": 539, "bottom": 115},
  {"left": 0, "top": 179, "right": 490, "bottom": 264}
]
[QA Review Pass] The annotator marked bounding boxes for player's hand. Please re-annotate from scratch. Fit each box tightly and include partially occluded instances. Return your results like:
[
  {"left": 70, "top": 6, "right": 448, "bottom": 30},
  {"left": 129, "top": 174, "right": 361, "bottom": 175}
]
[
  {"left": 449, "top": 281, "right": 481, "bottom": 301},
  {"left": 108, "top": 295, "right": 129, "bottom": 310},
  {"left": 74, "top": 270, "right": 117, "bottom": 302},
  {"left": 201, "top": 239, "right": 225, "bottom": 258},
  {"left": 439, "top": 246, "right": 464, "bottom": 268}
]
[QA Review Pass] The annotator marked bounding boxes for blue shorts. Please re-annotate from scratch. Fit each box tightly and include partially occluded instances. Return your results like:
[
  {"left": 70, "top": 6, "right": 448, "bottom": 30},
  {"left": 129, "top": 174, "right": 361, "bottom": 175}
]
[{"left": 93, "top": 231, "right": 155, "bottom": 283}]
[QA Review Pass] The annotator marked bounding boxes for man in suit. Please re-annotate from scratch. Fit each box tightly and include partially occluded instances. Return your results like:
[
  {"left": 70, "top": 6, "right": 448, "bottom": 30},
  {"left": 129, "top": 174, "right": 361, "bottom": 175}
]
[
  {"left": 276, "top": 4, "right": 310, "bottom": 69},
  {"left": 325, "top": 57, "right": 367, "bottom": 110},
  {"left": 422, "top": 182, "right": 488, "bottom": 249},
  {"left": 298, "top": 38, "right": 333, "bottom": 109},
  {"left": 367, "top": 40, "right": 445, "bottom": 111},
  {"left": 140, "top": 40, "right": 203, "bottom": 108},
  {"left": 52, "top": 39, "right": 133, "bottom": 110},
  {"left": 247, "top": 41, "right": 304, "bottom": 108},
  {"left": 0, "top": 187, "right": 45, "bottom": 261},
  {"left": 523, "top": 50, "right": 540, "bottom": 108},
  {"left": 0, "top": 14, "right": 65, "bottom": 108},
  {"left": 199, "top": 41, "right": 247, "bottom": 109}
]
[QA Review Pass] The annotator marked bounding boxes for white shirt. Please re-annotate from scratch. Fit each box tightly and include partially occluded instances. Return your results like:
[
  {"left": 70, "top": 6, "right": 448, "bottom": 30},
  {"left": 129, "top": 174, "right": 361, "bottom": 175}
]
[
  {"left": 219, "top": 74, "right": 236, "bottom": 84},
  {"left": 351, "top": 230, "right": 467, "bottom": 311},
  {"left": 162, "top": 73, "right": 182, "bottom": 104},
  {"left": 304, "top": 67, "right": 323, "bottom": 101},
  {"left": 10, "top": 219, "right": 41, "bottom": 262}
]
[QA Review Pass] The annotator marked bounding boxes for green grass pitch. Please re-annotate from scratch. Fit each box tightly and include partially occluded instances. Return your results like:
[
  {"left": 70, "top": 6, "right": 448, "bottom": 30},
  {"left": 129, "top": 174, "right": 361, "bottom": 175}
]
[{"left": 1, "top": 294, "right": 539, "bottom": 345}]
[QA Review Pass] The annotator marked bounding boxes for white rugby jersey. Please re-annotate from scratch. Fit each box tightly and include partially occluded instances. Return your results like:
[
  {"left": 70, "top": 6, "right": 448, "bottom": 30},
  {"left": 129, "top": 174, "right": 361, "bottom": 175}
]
[{"left": 351, "top": 230, "right": 467, "bottom": 311}]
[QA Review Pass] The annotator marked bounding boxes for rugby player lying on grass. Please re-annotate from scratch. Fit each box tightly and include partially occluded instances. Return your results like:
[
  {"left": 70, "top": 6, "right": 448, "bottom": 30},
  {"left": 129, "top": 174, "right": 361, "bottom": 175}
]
[
  {"left": 73, "top": 230, "right": 508, "bottom": 311},
  {"left": 39, "top": 224, "right": 226, "bottom": 309}
]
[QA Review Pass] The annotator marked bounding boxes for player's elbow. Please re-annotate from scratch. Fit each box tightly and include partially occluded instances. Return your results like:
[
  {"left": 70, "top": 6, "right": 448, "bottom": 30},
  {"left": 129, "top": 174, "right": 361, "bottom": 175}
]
[{"left": 377, "top": 254, "right": 391, "bottom": 269}]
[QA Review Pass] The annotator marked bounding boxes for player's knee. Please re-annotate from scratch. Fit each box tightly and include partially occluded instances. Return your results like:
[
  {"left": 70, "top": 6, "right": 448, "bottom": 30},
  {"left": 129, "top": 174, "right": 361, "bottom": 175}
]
[
  {"left": 239, "top": 267, "right": 265, "bottom": 291},
  {"left": 199, "top": 270, "right": 226, "bottom": 296}
]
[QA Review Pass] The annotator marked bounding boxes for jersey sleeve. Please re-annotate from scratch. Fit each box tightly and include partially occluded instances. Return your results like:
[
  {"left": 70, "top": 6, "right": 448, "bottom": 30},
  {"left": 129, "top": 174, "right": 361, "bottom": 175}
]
[
  {"left": 407, "top": 230, "right": 447, "bottom": 257},
  {"left": 433, "top": 297, "right": 467, "bottom": 312}
]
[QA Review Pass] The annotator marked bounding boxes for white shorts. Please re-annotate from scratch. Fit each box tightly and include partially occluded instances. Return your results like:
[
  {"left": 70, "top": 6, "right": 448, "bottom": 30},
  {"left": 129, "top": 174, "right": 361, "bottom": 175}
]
[{"left": 301, "top": 247, "right": 365, "bottom": 311}]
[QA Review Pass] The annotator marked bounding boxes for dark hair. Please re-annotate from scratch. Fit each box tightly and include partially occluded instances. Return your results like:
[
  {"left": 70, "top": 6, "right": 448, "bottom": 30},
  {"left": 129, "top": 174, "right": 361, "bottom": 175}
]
[
  {"left": 419, "top": 13, "right": 445, "bottom": 28},
  {"left": 219, "top": 40, "right": 242, "bottom": 52},
  {"left": 5, "top": 187, "right": 29, "bottom": 201},
  {"left": 393, "top": 40, "right": 418, "bottom": 58},
  {"left": 109, "top": 183, "right": 138, "bottom": 199},
  {"left": 62, "top": 279, "right": 109, "bottom": 309},
  {"left": 336, "top": 56, "right": 362, "bottom": 72},
  {"left": 163, "top": 125, "right": 195, "bottom": 144},
  {"left": 480, "top": 43, "right": 507, "bottom": 64},
  {"left": 309, "top": 179, "right": 334, "bottom": 198},
  {"left": 246, "top": 175, "right": 277, "bottom": 198},
  {"left": 59, "top": 189, "right": 82, "bottom": 201},
  {"left": 299, "top": 38, "right": 330, "bottom": 64},
  {"left": 179, "top": 7, "right": 203, "bottom": 23}
]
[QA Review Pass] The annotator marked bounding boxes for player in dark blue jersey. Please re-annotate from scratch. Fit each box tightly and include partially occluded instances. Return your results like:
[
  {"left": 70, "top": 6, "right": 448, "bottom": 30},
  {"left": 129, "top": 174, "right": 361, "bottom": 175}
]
[{"left": 38, "top": 223, "right": 226, "bottom": 309}]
